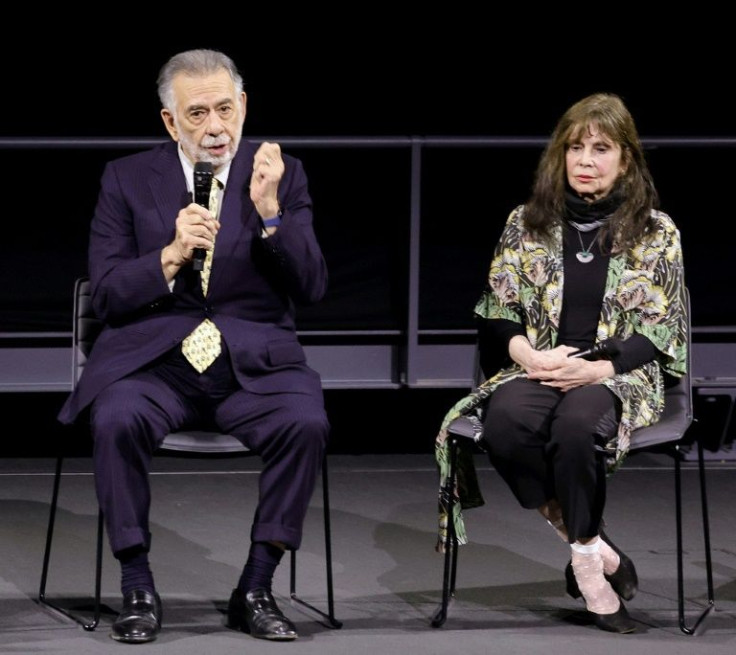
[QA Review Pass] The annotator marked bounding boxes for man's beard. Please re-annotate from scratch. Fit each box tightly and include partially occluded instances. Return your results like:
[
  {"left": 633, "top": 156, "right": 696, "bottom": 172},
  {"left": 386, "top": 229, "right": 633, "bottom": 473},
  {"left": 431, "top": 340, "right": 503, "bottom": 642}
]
[{"left": 179, "top": 130, "right": 241, "bottom": 169}]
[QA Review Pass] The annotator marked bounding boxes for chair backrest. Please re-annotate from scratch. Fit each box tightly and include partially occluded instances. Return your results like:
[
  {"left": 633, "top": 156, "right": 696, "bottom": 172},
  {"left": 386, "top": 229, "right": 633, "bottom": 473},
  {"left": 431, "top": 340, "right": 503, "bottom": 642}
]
[
  {"left": 71, "top": 276, "right": 248, "bottom": 454},
  {"left": 628, "top": 286, "right": 693, "bottom": 451},
  {"left": 72, "top": 276, "right": 103, "bottom": 388}
]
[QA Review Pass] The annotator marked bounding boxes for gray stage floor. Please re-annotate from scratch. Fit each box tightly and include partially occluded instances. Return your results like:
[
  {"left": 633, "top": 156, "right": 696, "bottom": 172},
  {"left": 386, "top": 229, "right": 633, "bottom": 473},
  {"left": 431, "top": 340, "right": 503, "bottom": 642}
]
[{"left": 1, "top": 451, "right": 736, "bottom": 655}]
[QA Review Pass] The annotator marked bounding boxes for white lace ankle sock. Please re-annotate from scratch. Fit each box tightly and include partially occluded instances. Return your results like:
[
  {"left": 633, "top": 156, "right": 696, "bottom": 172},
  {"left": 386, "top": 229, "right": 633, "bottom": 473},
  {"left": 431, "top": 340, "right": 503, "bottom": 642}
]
[
  {"left": 598, "top": 538, "right": 621, "bottom": 577},
  {"left": 570, "top": 540, "right": 620, "bottom": 615}
]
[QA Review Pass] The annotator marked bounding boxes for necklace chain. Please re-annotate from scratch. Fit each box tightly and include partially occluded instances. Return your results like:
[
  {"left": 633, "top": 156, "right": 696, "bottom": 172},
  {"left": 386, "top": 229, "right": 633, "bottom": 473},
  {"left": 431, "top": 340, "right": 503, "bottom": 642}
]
[{"left": 575, "top": 229, "right": 596, "bottom": 264}]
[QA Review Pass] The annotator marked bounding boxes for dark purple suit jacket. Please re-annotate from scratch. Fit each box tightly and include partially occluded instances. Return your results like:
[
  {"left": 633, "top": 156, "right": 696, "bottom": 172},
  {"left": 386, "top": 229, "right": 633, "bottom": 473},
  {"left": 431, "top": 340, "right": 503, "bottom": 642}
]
[{"left": 58, "top": 139, "right": 328, "bottom": 424}]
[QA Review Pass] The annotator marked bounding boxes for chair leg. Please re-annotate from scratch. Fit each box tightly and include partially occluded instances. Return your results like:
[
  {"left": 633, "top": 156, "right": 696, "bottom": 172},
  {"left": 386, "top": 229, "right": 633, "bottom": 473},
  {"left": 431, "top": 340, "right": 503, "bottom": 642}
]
[
  {"left": 431, "top": 435, "right": 460, "bottom": 628},
  {"left": 289, "top": 454, "right": 342, "bottom": 628},
  {"left": 37, "top": 455, "right": 102, "bottom": 631},
  {"left": 675, "top": 440, "right": 715, "bottom": 635}
]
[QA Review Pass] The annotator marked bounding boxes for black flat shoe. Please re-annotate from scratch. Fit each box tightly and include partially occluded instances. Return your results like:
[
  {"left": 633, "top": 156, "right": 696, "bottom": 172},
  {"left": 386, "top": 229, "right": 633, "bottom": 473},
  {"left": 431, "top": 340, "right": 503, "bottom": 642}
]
[
  {"left": 110, "top": 589, "right": 162, "bottom": 643},
  {"left": 227, "top": 587, "right": 298, "bottom": 641},
  {"left": 566, "top": 530, "right": 638, "bottom": 601},
  {"left": 591, "top": 600, "right": 637, "bottom": 634}
]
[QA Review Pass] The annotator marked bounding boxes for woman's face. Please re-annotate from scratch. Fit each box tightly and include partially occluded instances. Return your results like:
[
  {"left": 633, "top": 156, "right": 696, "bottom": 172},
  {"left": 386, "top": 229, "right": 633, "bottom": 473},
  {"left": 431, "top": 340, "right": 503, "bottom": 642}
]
[{"left": 565, "top": 123, "right": 625, "bottom": 201}]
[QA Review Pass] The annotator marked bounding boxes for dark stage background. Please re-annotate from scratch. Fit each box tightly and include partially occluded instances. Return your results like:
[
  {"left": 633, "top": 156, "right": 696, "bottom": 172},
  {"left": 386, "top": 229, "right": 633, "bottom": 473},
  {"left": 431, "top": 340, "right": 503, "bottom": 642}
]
[{"left": 1, "top": 22, "right": 733, "bottom": 455}]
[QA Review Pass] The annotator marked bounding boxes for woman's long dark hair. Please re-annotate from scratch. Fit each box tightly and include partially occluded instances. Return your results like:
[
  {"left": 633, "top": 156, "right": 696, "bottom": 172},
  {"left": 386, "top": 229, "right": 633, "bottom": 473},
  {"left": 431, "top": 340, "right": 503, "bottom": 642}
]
[{"left": 523, "top": 93, "right": 659, "bottom": 252}]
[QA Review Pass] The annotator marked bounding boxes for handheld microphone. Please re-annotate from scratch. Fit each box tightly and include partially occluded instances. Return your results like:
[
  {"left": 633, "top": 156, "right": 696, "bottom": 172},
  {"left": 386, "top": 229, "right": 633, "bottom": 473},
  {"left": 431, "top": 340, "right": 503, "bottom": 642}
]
[
  {"left": 568, "top": 339, "right": 621, "bottom": 360},
  {"left": 192, "top": 161, "right": 214, "bottom": 272}
]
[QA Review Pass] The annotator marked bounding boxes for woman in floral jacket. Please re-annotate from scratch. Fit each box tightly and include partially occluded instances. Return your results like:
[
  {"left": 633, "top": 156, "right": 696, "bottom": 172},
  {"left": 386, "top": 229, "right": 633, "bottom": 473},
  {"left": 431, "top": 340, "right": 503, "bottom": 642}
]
[{"left": 435, "top": 92, "right": 687, "bottom": 634}]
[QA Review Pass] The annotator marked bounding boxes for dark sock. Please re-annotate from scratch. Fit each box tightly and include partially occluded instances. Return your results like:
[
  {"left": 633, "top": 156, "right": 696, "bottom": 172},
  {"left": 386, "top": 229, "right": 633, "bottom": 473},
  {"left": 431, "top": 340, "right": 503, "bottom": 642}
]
[
  {"left": 238, "top": 542, "right": 285, "bottom": 593},
  {"left": 118, "top": 546, "right": 155, "bottom": 597}
]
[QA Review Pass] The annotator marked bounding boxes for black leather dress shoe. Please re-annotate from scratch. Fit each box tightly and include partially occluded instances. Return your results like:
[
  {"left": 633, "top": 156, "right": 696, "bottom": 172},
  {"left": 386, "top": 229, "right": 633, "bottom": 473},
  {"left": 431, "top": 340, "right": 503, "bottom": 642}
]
[
  {"left": 110, "top": 589, "right": 162, "bottom": 643},
  {"left": 227, "top": 587, "right": 298, "bottom": 640},
  {"left": 566, "top": 530, "right": 638, "bottom": 601}
]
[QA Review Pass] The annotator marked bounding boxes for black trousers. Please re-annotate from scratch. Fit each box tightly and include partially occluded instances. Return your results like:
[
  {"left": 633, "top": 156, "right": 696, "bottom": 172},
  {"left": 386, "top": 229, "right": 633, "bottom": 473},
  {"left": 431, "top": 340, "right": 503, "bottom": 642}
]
[{"left": 482, "top": 378, "right": 620, "bottom": 543}]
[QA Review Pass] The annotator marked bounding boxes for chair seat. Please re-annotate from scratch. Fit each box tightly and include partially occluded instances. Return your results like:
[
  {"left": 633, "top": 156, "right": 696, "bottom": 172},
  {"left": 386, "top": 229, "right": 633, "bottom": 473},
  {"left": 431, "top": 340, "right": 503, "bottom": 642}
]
[
  {"left": 447, "top": 415, "right": 484, "bottom": 441},
  {"left": 160, "top": 431, "right": 249, "bottom": 454},
  {"left": 629, "top": 384, "right": 692, "bottom": 451}
]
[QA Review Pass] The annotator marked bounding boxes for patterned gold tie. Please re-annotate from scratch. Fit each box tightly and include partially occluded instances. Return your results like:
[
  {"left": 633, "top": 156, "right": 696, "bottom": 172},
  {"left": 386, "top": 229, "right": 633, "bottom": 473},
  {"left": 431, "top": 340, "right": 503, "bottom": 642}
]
[{"left": 181, "top": 178, "right": 223, "bottom": 373}]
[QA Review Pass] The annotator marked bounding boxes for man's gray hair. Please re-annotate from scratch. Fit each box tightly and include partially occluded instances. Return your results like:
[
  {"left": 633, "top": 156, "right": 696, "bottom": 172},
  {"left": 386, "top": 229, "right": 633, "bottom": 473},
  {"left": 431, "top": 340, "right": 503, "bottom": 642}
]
[{"left": 157, "top": 49, "right": 244, "bottom": 112}]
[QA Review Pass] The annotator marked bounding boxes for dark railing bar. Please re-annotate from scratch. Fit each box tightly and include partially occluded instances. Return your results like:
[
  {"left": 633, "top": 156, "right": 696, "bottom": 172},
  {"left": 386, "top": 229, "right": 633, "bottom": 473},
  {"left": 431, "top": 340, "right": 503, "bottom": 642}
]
[
  {"left": 0, "top": 137, "right": 413, "bottom": 149},
  {"left": 692, "top": 326, "right": 736, "bottom": 334},
  {"left": 0, "top": 330, "right": 404, "bottom": 341},
  {"left": 2, "top": 326, "right": 734, "bottom": 340},
  {"left": 425, "top": 136, "right": 736, "bottom": 148},
  {"left": 4, "top": 136, "right": 736, "bottom": 150},
  {"left": 418, "top": 329, "right": 477, "bottom": 336},
  {"left": 0, "top": 332, "right": 70, "bottom": 339},
  {"left": 404, "top": 139, "right": 423, "bottom": 386},
  {"left": 299, "top": 330, "right": 402, "bottom": 337}
]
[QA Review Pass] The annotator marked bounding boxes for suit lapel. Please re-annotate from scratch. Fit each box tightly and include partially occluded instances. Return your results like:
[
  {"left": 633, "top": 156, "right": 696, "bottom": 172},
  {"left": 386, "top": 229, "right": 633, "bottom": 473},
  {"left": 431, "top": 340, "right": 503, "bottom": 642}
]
[{"left": 149, "top": 143, "right": 190, "bottom": 235}]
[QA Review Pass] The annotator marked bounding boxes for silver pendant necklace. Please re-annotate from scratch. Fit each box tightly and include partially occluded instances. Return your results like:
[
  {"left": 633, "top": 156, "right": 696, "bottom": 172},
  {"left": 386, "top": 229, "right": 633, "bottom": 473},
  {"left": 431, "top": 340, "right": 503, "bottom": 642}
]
[{"left": 575, "top": 229, "right": 596, "bottom": 263}]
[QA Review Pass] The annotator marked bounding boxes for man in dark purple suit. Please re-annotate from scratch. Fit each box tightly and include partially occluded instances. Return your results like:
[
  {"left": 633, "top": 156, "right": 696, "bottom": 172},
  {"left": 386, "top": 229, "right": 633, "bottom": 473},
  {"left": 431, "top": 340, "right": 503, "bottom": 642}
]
[{"left": 58, "top": 49, "right": 330, "bottom": 644}]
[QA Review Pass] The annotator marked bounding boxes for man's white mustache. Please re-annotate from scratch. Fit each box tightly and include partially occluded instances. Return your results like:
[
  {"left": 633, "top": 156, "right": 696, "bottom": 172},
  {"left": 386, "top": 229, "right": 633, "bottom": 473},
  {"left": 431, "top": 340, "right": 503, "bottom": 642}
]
[{"left": 201, "top": 136, "right": 231, "bottom": 147}]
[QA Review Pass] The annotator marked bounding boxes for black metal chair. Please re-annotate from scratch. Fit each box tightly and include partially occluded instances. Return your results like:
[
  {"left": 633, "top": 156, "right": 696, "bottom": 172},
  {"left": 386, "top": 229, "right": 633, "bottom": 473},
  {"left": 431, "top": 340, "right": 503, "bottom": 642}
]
[
  {"left": 38, "top": 276, "right": 342, "bottom": 631},
  {"left": 432, "top": 288, "right": 714, "bottom": 635}
]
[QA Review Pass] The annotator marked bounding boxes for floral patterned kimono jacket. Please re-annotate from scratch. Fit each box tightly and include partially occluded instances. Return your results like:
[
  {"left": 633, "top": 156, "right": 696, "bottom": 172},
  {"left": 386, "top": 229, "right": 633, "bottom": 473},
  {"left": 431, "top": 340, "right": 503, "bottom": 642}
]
[{"left": 435, "top": 204, "right": 688, "bottom": 551}]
